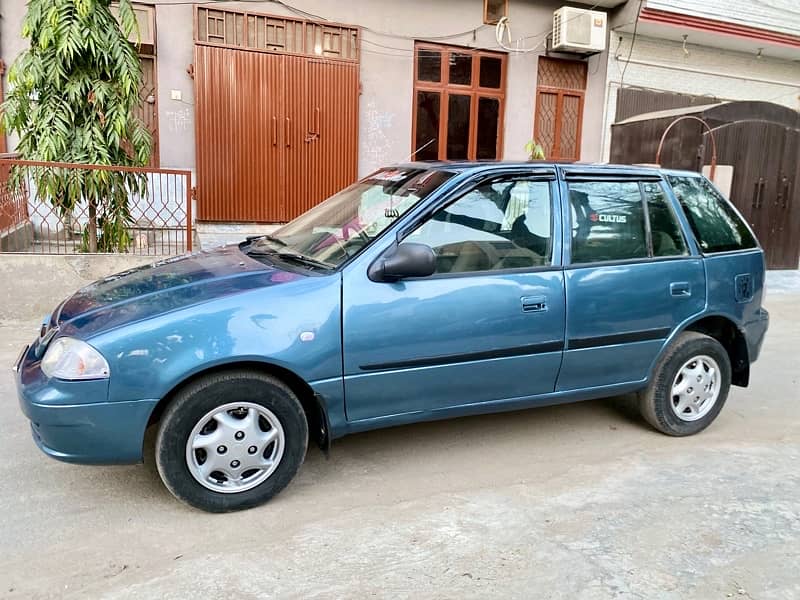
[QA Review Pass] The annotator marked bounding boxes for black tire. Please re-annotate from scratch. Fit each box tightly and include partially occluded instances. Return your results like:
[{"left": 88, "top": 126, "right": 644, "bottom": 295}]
[
  {"left": 155, "top": 370, "right": 308, "bottom": 512},
  {"left": 638, "top": 331, "right": 732, "bottom": 436}
]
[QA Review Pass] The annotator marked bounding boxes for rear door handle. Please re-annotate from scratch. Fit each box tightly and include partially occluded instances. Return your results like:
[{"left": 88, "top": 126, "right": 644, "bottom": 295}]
[
  {"left": 521, "top": 295, "right": 547, "bottom": 313},
  {"left": 670, "top": 282, "right": 691, "bottom": 297}
]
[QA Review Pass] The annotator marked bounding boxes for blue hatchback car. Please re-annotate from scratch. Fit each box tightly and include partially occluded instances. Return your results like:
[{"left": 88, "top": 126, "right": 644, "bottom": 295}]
[{"left": 15, "top": 162, "right": 768, "bottom": 512}]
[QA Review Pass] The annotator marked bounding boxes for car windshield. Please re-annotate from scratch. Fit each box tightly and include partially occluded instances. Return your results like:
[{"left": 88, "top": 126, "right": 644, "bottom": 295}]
[{"left": 246, "top": 167, "right": 453, "bottom": 269}]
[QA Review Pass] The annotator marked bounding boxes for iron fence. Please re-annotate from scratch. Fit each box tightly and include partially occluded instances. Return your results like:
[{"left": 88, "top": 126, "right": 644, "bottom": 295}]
[{"left": 0, "top": 156, "right": 192, "bottom": 255}]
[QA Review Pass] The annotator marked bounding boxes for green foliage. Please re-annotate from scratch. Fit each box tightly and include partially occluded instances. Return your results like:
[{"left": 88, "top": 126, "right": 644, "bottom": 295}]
[
  {"left": 1, "top": 0, "right": 151, "bottom": 252},
  {"left": 525, "top": 140, "right": 546, "bottom": 160}
]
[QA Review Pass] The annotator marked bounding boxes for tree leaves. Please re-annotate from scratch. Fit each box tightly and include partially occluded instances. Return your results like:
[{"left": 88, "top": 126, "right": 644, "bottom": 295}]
[{"left": 0, "top": 0, "right": 152, "bottom": 252}]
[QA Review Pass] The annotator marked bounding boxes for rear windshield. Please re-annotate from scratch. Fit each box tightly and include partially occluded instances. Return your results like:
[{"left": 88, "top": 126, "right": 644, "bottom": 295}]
[{"left": 666, "top": 175, "right": 757, "bottom": 254}]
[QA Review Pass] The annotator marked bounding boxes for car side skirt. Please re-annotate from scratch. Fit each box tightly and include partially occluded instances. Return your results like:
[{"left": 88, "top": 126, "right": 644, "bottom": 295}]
[{"left": 329, "top": 380, "right": 647, "bottom": 438}]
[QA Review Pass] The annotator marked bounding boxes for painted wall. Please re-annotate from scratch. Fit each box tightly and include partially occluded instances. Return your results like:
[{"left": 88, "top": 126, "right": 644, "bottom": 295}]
[
  {"left": 1, "top": 0, "right": 611, "bottom": 179},
  {"left": 601, "top": 32, "right": 800, "bottom": 160},
  {"left": 153, "top": 3, "right": 196, "bottom": 169},
  {"left": 0, "top": 0, "right": 29, "bottom": 152}
]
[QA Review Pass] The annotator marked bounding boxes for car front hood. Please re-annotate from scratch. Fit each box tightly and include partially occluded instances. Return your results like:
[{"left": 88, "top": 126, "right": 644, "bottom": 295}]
[{"left": 54, "top": 246, "right": 306, "bottom": 338}]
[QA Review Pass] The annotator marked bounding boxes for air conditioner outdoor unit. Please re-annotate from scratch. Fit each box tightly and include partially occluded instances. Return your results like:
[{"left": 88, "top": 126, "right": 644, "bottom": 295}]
[{"left": 552, "top": 7, "right": 607, "bottom": 53}]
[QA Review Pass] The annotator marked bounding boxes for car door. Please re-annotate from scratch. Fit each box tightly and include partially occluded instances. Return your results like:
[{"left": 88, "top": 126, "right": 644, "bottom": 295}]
[
  {"left": 341, "top": 171, "right": 566, "bottom": 422},
  {"left": 555, "top": 171, "right": 706, "bottom": 391}
]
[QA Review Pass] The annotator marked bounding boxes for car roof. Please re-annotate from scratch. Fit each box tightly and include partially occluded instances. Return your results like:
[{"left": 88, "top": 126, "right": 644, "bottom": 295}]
[{"left": 397, "top": 160, "right": 703, "bottom": 179}]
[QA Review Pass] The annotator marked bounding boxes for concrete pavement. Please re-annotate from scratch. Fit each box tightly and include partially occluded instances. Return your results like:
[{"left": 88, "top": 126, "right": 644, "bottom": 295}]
[{"left": 1, "top": 294, "right": 798, "bottom": 599}]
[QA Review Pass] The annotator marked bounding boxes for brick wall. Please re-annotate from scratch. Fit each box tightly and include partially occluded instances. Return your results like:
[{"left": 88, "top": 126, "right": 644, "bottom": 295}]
[{"left": 601, "top": 33, "right": 800, "bottom": 159}]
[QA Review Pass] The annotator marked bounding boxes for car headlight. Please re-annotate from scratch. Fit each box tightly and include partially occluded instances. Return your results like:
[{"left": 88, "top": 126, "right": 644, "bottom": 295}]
[{"left": 40, "top": 337, "right": 110, "bottom": 380}]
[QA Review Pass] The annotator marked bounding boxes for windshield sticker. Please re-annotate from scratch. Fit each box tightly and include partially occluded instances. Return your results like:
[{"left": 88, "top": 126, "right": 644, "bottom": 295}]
[
  {"left": 590, "top": 213, "right": 628, "bottom": 224},
  {"left": 369, "top": 169, "right": 410, "bottom": 182}
]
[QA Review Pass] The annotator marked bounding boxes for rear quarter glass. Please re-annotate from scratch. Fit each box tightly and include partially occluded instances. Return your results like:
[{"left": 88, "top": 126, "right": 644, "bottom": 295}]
[{"left": 666, "top": 174, "right": 758, "bottom": 254}]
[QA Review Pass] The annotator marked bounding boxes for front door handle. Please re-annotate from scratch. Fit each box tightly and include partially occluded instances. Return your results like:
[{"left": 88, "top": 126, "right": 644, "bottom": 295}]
[
  {"left": 521, "top": 295, "right": 547, "bottom": 312},
  {"left": 670, "top": 282, "right": 691, "bottom": 297}
]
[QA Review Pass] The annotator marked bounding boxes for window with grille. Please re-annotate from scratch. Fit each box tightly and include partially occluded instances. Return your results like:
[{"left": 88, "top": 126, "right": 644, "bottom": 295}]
[{"left": 534, "top": 57, "right": 587, "bottom": 161}]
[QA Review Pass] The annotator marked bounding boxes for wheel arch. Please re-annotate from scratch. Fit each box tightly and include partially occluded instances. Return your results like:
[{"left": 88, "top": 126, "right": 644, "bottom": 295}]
[
  {"left": 145, "top": 360, "right": 331, "bottom": 456},
  {"left": 680, "top": 314, "right": 750, "bottom": 387}
]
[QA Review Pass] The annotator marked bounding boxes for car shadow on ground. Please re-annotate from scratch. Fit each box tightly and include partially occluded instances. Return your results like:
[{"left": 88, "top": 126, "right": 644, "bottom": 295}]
[{"left": 123, "top": 394, "right": 647, "bottom": 510}]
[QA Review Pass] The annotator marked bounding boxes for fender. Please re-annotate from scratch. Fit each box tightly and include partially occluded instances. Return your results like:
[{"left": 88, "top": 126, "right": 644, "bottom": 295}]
[{"left": 647, "top": 309, "right": 750, "bottom": 386}]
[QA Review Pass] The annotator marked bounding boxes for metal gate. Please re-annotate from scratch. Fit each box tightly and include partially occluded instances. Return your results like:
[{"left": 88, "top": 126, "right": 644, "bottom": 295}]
[
  {"left": 614, "top": 87, "right": 720, "bottom": 123},
  {"left": 703, "top": 121, "right": 800, "bottom": 269},
  {"left": 194, "top": 7, "right": 359, "bottom": 222}
]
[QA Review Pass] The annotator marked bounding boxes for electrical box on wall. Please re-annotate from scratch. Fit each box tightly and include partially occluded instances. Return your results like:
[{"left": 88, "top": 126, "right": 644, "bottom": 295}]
[{"left": 552, "top": 7, "right": 607, "bottom": 53}]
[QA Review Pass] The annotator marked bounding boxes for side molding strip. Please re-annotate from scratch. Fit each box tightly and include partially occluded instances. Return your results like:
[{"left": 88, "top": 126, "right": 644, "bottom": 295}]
[
  {"left": 568, "top": 327, "right": 671, "bottom": 350},
  {"left": 360, "top": 341, "right": 565, "bottom": 371}
]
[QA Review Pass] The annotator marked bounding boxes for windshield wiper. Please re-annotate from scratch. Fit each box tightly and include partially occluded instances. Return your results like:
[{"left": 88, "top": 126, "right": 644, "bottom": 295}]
[
  {"left": 245, "top": 247, "right": 334, "bottom": 271},
  {"left": 275, "top": 252, "right": 335, "bottom": 270}
]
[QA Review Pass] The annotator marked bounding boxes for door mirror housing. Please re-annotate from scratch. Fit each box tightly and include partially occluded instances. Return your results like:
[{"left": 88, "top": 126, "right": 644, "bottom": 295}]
[{"left": 368, "top": 242, "right": 437, "bottom": 282}]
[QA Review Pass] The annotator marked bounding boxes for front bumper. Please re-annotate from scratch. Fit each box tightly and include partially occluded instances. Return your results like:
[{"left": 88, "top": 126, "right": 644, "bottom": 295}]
[{"left": 15, "top": 343, "right": 158, "bottom": 464}]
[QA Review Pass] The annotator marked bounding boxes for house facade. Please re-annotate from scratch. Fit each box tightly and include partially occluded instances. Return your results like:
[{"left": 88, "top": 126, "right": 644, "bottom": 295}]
[
  {"left": 602, "top": 0, "right": 800, "bottom": 159},
  {"left": 2, "top": 0, "right": 617, "bottom": 225},
  {"left": 1, "top": 0, "right": 798, "bottom": 228}
]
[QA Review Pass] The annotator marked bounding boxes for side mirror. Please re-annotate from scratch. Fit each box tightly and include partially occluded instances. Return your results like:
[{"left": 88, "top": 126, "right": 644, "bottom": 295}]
[{"left": 368, "top": 242, "right": 437, "bottom": 282}]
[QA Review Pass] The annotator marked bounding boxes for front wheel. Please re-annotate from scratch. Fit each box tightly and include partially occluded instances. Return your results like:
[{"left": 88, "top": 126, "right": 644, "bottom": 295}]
[
  {"left": 639, "top": 332, "right": 732, "bottom": 436},
  {"left": 155, "top": 370, "right": 308, "bottom": 512}
]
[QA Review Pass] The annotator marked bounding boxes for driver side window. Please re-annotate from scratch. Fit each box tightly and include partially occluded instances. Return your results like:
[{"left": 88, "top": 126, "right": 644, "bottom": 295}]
[{"left": 405, "top": 178, "right": 553, "bottom": 274}]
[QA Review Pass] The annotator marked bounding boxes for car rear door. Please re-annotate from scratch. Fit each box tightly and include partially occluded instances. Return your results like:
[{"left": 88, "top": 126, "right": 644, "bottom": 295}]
[
  {"left": 555, "top": 169, "right": 706, "bottom": 392},
  {"left": 341, "top": 169, "right": 566, "bottom": 423}
]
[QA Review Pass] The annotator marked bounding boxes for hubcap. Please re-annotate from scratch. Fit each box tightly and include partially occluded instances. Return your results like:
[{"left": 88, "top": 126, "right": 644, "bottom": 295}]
[
  {"left": 185, "top": 402, "right": 285, "bottom": 494},
  {"left": 670, "top": 355, "right": 721, "bottom": 422}
]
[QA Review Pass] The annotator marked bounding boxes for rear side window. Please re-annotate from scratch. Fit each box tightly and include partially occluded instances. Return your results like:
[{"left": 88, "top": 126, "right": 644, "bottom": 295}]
[
  {"left": 568, "top": 181, "right": 648, "bottom": 263},
  {"left": 643, "top": 182, "right": 688, "bottom": 257},
  {"left": 667, "top": 175, "right": 756, "bottom": 253}
]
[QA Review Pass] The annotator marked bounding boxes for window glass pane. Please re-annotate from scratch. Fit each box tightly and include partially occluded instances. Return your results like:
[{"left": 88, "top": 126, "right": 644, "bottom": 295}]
[
  {"left": 407, "top": 179, "right": 552, "bottom": 273},
  {"left": 449, "top": 53, "right": 472, "bottom": 85},
  {"left": 476, "top": 97, "right": 500, "bottom": 160},
  {"left": 568, "top": 181, "right": 647, "bottom": 263},
  {"left": 417, "top": 49, "right": 441, "bottom": 83},
  {"left": 643, "top": 181, "right": 688, "bottom": 257},
  {"left": 273, "top": 168, "right": 453, "bottom": 268},
  {"left": 479, "top": 56, "right": 502, "bottom": 88},
  {"left": 667, "top": 175, "right": 756, "bottom": 253},
  {"left": 446, "top": 94, "right": 471, "bottom": 159},
  {"left": 414, "top": 91, "right": 440, "bottom": 160}
]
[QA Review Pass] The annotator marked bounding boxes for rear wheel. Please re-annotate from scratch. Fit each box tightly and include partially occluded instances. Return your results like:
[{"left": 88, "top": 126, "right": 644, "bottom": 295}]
[
  {"left": 156, "top": 370, "right": 308, "bottom": 512},
  {"left": 638, "top": 332, "right": 732, "bottom": 436}
]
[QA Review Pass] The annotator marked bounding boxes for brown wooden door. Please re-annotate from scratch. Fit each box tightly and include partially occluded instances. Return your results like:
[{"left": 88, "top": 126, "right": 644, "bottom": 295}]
[
  {"left": 534, "top": 57, "right": 586, "bottom": 161},
  {"left": 135, "top": 56, "right": 160, "bottom": 167}
]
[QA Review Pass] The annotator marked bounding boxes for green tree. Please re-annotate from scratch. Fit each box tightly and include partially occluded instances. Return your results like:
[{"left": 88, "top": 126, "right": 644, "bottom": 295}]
[{"left": 1, "top": 0, "right": 151, "bottom": 252}]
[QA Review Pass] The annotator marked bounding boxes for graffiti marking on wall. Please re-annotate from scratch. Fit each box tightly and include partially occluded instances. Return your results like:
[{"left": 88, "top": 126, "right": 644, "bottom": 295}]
[
  {"left": 362, "top": 100, "right": 396, "bottom": 174},
  {"left": 166, "top": 109, "right": 192, "bottom": 132}
]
